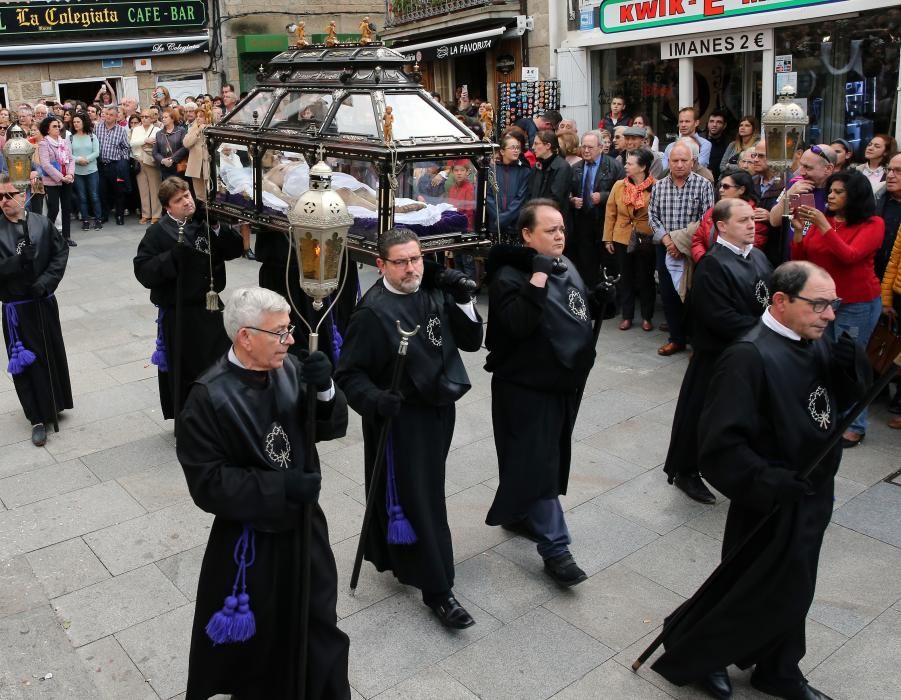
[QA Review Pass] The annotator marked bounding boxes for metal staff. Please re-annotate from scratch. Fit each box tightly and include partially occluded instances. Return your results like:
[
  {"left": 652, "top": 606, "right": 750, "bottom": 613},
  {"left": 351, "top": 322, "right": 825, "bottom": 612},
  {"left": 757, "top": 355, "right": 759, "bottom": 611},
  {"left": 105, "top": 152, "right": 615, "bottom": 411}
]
[
  {"left": 171, "top": 223, "right": 188, "bottom": 428},
  {"left": 20, "top": 212, "right": 59, "bottom": 434},
  {"left": 632, "top": 350, "right": 901, "bottom": 672},
  {"left": 348, "top": 321, "right": 420, "bottom": 594}
]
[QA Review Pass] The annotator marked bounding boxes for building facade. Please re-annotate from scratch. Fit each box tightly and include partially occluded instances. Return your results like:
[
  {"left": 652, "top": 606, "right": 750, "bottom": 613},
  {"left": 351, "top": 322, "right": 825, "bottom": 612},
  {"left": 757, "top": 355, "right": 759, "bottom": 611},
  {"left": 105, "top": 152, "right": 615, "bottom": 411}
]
[{"left": 559, "top": 0, "right": 900, "bottom": 156}]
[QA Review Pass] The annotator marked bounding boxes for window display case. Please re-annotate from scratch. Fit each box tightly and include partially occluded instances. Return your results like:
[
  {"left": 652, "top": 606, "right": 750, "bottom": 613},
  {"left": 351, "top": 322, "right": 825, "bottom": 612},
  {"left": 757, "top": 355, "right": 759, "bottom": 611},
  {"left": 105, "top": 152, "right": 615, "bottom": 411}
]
[{"left": 205, "top": 42, "right": 496, "bottom": 259}]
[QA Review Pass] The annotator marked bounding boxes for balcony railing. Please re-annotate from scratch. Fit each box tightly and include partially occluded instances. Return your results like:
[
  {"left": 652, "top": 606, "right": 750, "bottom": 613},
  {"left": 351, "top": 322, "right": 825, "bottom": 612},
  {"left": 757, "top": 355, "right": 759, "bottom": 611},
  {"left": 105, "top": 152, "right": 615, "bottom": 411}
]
[{"left": 385, "top": 0, "right": 493, "bottom": 28}]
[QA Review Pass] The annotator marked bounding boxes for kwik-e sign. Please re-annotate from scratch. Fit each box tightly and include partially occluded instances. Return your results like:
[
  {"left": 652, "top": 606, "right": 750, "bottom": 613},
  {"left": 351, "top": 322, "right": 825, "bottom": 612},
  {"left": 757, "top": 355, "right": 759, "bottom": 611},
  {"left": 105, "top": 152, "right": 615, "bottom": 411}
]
[
  {"left": 0, "top": 0, "right": 206, "bottom": 39},
  {"left": 601, "top": 0, "right": 833, "bottom": 33}
]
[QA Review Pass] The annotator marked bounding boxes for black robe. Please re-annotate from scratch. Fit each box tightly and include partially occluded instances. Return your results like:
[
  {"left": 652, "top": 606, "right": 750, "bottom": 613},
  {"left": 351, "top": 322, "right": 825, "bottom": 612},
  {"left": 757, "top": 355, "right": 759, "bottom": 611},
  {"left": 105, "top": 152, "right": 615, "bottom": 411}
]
[
  {"left": 334, "top": 278, "right": 483, "bottom": 594},
  {"left": 256, "top": 230, "right": 359, "bottom": 364},
  {"left": 484, "top": 246, "right": 597, "bottom": 525},
  {"left": 663, "top": 244, "right": 773, "bottom": 481},
  {"left": 0, "top": 213, "right": 73, "bottom": 424},
  {"left": 652, "top": 321, "right": 870, "bottom": 686},
  {"left": 176, "top": 353, "right": 350, "bottom": 700},
  {"left": 133, "top": 207, "right": 244, "bottom": 419}
]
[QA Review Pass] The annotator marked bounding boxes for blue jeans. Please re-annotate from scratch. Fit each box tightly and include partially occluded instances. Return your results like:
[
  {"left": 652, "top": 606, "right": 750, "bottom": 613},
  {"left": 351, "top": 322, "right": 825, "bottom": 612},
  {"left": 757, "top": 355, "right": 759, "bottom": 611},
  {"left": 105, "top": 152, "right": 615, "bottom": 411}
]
[
  {"left": 74, "top": 171, "right": 102, "bottom": 222},
  {"left": 830, "top": 296, "right": 882, "bottom": 434}
]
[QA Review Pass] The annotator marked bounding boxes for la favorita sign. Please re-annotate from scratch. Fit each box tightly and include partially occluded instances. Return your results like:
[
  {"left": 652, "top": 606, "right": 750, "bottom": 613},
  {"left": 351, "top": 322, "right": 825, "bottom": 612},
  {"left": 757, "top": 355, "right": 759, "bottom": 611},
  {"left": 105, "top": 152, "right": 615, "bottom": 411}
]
[
  {"left": 600, "top": 0, "right": 834, "bottom": 33},
  {"left": 0, "top": 0, "right": 206, "bottom": 39}
]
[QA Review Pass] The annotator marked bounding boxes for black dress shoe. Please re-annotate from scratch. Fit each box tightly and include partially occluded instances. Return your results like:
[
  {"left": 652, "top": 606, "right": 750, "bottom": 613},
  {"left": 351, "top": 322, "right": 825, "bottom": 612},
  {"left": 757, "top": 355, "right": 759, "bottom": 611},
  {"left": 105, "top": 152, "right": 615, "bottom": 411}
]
[
  {"left": 750, "top": 673, "right": 834, "bottom": 700},
  {"left": 94, "top": 220, "right": 103, "bottom": 230},
  {"left": 701, "top": 668, "right": 733, "bottom": 699},
  {"left": 674, "top": 473, "right": 716, "bottom": 504},
  {"left": 81, "top": 220, "right": 90, "bottom": 231},
  {"left": 66, "top": 239, "right": 77, "bottom": 247},
  {"left": 501, "top": 519, "right": 540, "bottom": 543},
  {"left": 544, "top": 553, "right": 588, "bottom": 587},
  {"left": 31, "top": 423, "right": 47, "bottom": 447},
  {"left": 116, "top": 215, "right": 125, "bottom": 225},
  {"left": 427, "top": 595, "right": 474, "bottom": 629}
]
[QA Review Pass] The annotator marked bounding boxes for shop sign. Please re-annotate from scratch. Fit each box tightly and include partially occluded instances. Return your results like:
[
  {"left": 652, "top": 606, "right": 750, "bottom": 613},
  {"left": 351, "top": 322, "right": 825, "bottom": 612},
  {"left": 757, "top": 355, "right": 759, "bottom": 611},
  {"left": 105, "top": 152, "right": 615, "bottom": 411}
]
[
  {"left": 0, "top": 0, "right": 207, "bottom": 40},
  {"left": 775, "top": 54, "right": 792, "bottom": 73},
  {"left": 580, "top": 9, "right": 595, "bottom": 30},
  {"left": 601, "top": 0, "right": 834, "bottom": 33},
  {"left": 661, "top": 29, "right": 770, "bottom": 59},
  {"left": 401, "top": 36, "right": 496, "bottom": 62}
]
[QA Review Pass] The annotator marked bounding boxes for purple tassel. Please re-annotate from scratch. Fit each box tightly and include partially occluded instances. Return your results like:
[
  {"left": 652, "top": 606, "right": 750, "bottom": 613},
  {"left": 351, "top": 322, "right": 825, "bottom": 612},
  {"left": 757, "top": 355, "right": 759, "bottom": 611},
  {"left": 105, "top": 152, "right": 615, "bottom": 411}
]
[
  {"left": 385, "top": 433, "right": 417, "bottom": 545},
  {"left": 206, "top": 526, "right": 256, "bottom": 645},
  {"left": 150, "top": 307, "right": 168, "bottom": 372},
  {"left": 328, "top": 296, "right": 344, "bottom": 361},
  {"left": 4, "top": 303, "right": 38, "bottom": 376}
]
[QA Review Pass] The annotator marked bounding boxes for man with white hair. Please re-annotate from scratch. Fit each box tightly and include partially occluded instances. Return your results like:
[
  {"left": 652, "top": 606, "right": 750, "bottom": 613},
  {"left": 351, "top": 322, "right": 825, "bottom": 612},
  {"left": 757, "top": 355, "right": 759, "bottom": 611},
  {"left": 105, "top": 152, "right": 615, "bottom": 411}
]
[{"left": 177, "top": 286, "right": 351, "bottom": 699}]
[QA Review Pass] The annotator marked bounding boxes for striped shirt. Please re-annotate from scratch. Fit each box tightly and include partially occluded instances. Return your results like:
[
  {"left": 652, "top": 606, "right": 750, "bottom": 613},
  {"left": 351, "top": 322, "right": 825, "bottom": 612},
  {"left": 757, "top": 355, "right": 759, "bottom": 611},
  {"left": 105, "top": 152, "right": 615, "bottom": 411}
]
[
  {"left": 648, "top": 171, "right": 714, "bottom": 243},
  {"left": 94, "top": 121, "right": 131, "bottom": 162}
]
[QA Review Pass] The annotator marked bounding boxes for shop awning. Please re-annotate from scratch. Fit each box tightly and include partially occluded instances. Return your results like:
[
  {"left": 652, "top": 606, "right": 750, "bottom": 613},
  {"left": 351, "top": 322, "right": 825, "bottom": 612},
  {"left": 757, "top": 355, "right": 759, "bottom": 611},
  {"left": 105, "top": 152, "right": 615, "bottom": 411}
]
[
  {"left": 0, "top": 34, "right": 209, "bottom": 65},
  {"left": 394, "top": 25, "right": 508, "bottom": 62}
]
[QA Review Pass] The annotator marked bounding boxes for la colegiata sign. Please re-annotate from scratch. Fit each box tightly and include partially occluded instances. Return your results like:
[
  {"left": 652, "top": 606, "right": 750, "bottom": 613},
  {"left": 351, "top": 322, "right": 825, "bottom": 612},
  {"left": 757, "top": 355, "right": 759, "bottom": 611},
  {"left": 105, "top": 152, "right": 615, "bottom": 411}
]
[
  {"left": 600, "top": 0, "right": 835, "bottom": 33},
  {"left": 0, "top": 0, "right": 206, "bottom": 40}
]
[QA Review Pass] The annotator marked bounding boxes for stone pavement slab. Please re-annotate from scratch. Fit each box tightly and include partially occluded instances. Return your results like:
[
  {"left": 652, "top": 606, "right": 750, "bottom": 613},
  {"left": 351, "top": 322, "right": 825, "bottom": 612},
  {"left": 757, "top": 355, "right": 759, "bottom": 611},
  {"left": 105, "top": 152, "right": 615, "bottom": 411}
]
[
  {"left": 439, "top": 606, "right": 613, "bottom": 700},
  {"left": 552, "top": 659, "right": 671, "bottom": 699},
  {"left": 0, "top": 459, "right": 98, "bottom": 509},
  {"left": 581, "top": 414, "right": 671, "bottom": 471},
  {"left": 836, "top": 444, "right": 901, "bottom": 486},
  {"left": 373, "top": 666, "right": 479, "bottom": 699},
  {"left": 53, "top": 564, "right": 187, "bottom": 647},
  {"left": 0, "top": 606, "right": 102, "bottom": 699},
  {"left": 155, "top": 545, "right": 205, "bottom": 602},
  {"left": 446, "top": 484, "right": 512, "bottom": 563},
  {"left": 25, "top": 538, "right": 111, "bottom": 599},
  {"left": 831, "top": 481, "right": 901, "bottom": 548},
  {"left": 79, "top": 434, "right": 176, "bottom": 482},
  {"left": 76, "top": 635, "right": 158, "bottom": 700},
  {"left": 621, "top": 525, "right": 721, "bottom": 598},
  {"left": 117, "top": 460, "right": 192, "bottom": 512},
  {"left": 0, "top": 440, "right": 57, "bottom": 479},
  {"left": 559, "top": 442, "right": 643, "bottom": 511},
  {"left": 115, "top": 603, "right": 194, "bottom": 700},
  {"left": 43, "top": 410, "right": 164, "bottom": 463},
  {"left": 332, "top": 536, "right": 407, "bottom": 620},
  {"left": 0, "top": 556, "right": 47, "bottom": 619}
]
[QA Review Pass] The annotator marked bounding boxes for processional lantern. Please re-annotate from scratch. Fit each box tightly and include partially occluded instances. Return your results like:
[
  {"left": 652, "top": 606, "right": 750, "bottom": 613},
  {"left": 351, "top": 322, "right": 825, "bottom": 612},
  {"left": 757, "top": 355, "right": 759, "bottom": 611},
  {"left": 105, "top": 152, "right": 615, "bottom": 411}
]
[
  {"left": 762, "top": 85, "right": 809, "bottom": 171},
  {"left": 2, "top": 125, "right": 35, "bottom": 191},
  {"left": 287, "top": 158, "right": 353, "bottom": 310}
]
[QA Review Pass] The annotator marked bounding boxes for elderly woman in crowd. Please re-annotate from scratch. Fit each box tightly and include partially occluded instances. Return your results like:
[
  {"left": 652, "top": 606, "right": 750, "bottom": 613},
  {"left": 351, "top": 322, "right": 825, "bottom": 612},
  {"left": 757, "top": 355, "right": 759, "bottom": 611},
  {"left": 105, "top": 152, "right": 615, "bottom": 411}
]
[
  {"left": 130, "top": 109, "right": 161, "bottom": 224},
  {"left": 558, "top": 130, "right": 582, "bottom": 167},
  {"left": 38, "top": 115, "right": 74, "bottom": 245},
  {"left": 604, "top": 148, "right": 657, "bottom": 331},
  {"left": 153, "top": 108, "right": 188, "bottom": 181},
  {"left": 792, "top": 169, "right": 883, "bottom": 447}
]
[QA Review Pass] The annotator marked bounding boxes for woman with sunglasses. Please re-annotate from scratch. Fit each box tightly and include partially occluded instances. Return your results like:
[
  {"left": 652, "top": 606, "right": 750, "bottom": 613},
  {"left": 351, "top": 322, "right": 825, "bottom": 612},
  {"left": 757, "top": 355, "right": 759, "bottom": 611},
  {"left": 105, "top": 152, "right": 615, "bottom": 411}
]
[
  {"left": 37, "top": 117, "right": 75, "bottom": 246},
  {"left": 691, "top": 169, "right": 768, "bottom": 262},
  {"left": 792, "top": 169, "right": 883, "bottom": 447}
]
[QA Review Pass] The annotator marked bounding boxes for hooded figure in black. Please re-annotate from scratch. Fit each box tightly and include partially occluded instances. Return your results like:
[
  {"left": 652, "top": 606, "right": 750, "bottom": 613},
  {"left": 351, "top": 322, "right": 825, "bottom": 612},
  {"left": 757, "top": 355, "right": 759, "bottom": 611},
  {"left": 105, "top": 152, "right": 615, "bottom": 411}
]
[
  {"left": 176, "top": 286, "right": 350, "bottom": 700},
  {"left": 134, "top": 176, "right": 244, "bottom": 420},
  {"left": 664, "top": 200, "right": 774, "bottom": 504},
  {"left": 484, "top": 199, "right": 601, "bottom": 588},
  {"left": 334, "top": 228, "right": 483, "bottom": 629},
  {"left": 652, "top": 262, "right": 870, "bottom": 700},
  {"left": 0, "top": 175, "right": 73, "bottom": 446}
]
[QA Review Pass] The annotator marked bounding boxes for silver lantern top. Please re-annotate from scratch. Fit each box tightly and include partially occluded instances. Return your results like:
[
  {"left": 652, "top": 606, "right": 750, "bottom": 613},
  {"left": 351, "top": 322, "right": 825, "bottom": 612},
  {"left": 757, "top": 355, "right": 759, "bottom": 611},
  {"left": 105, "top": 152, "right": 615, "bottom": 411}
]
[
  {"left": 2, "top": 125, "right": 35, "bottom": 191},
  {"left": 762, "top": 86, "right": 809, "bottom": 172}
]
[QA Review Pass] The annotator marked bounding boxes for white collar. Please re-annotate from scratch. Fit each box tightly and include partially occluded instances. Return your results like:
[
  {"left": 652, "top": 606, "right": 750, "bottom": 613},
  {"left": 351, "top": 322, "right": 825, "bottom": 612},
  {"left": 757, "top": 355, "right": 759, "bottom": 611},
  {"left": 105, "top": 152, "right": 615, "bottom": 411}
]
[
  {"left": 227, "top": 346, "right": 246, "bottom": 368},
  {"left": 716, "top": 236, "right": 753, "bottom": 258},
  {"left": 382, "top": 277, "right": 418, "bottom": 295},
  {"left": 167, "top": 212, "right": 189, "bottom": 227},
  {"left": 762, "top": 308, "right": 801, "bottom": 341}
]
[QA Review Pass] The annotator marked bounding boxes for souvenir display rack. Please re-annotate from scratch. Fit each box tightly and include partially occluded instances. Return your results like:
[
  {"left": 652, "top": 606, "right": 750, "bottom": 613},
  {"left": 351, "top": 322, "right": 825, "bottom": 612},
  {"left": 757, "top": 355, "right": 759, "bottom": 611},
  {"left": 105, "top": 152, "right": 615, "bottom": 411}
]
[{"left": 495, "top": 80, "right": 560, "bottom": 136}]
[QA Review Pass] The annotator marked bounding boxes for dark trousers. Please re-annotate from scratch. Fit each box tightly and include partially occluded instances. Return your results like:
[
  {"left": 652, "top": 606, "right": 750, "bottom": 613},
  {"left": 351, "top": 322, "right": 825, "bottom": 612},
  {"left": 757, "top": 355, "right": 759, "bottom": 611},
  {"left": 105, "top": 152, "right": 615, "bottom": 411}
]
[
  {"left": 613, "top": 241, "right": 656, "bottom": 322},
  {"left": 656, "top": 244, "right": 686, "bottom": 344},
  {"left": 99, "top": 160, "right": 127, "bottom": 219},
  {"left": 526, "top": 497, "right": 571, "bottom": 560},
  {"left": 45, "top": 183, "right": 72, "bottom": 239}
]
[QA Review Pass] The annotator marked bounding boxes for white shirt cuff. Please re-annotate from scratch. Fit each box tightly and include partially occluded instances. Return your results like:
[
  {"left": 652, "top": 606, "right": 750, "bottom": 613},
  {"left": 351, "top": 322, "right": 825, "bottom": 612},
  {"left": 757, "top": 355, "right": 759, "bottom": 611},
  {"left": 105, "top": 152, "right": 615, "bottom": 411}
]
[
  {"left": 456, "top": 300, "right": 477, "bottom": 322},
  {"left": 317, "top": 381, "right": 336, "bottom": 402}
]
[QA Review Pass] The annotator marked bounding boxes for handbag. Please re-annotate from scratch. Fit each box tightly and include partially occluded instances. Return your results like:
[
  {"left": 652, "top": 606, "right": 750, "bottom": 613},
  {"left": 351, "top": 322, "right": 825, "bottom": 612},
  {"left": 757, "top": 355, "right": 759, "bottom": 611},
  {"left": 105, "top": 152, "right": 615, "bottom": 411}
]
[
  {"left": 164, "top": 131, "right": 187, "bottom": 173},
  {"left": 866, "top": 314, "right": 901, "bottom": 374},
  {"left": 626, "top": 218, "right": 654, "bottom": 254}
]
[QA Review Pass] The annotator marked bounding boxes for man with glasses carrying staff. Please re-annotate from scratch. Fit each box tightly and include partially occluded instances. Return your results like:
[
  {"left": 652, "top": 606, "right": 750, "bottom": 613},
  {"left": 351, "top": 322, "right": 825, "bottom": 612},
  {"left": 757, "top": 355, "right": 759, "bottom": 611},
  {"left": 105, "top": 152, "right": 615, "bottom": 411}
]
[
  {"left": 176, "top": 286, "right": 351, "bottom": 699},
  {"left": 0, "top": 173, "right": 73, "bottom": 446},
  {"left": 768, "top": 143, "right": 836, "bottom": 230},
  {"left": 134, "top": 177, "right": 244, "bottom": 421},
  {"left": 335, "top": 228, "right": 483, "bottom": 629},
  {"left": 651, "top": 261, "right": 869, "bottom": 700}
]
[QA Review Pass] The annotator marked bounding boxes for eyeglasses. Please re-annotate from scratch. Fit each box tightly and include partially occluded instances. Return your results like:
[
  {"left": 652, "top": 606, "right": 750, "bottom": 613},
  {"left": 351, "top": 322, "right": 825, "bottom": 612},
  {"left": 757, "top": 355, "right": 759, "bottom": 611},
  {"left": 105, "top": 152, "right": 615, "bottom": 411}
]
[
  {"left": 382, "top": 255, "right": 423, "bottom": 268},
  {"left": 0, "top": 191, "right": 23, "bottom": 200},
  {"left": 792, "top": 295, "right": 842, "bottom": 313},
  {"left": 244, "top": 324, "right": 295, "bottom": 344},
  {"left": 719, "top": 183, "right": 738, "bottom": 190},
  {"left": 749, "top": 152, "right": 765, "bottom": 159},
  {"left": 886, "top": 167, "right": 901, "bottom": 175},
  {"left": 49, "top": 123, "right": 61, "bottom": 128},
  {"left": 809, "top": 145, "right": 836, "bottom": 165}
]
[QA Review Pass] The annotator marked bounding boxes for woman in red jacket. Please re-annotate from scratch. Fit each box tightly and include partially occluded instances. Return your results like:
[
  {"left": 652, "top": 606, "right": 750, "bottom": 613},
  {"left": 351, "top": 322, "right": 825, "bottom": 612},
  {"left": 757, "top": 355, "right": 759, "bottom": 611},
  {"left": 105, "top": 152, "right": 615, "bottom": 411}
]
[
  {"left": 792, "top": 169, "right": 883, "bottom": 447},
  {"left": 691, "top": 169, "right": 769, "bottom": 263}
]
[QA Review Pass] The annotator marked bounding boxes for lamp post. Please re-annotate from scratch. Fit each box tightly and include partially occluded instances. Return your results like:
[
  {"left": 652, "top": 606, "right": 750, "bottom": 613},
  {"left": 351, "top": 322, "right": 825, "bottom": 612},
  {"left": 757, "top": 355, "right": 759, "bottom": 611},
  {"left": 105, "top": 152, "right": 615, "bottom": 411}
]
[
  {"left": 2, "top": 125, "right": 35, "bottom": 191},
  {"left": 762, "top": 85, "right": 809, "bottom": 263},
  {"left": 285, "top": 155, "right": 351, "bottom": 700}
]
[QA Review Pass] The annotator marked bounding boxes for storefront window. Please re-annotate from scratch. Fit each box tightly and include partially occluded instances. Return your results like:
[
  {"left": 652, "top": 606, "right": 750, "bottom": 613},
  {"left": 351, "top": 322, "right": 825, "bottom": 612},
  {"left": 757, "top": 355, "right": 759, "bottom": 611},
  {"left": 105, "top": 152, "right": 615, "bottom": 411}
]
[
  {"left": 594, "top": 44, "right": 679, "bottom": 145},
  {"left": 775, "top": 8, "right": 900, "bottom": 158}
]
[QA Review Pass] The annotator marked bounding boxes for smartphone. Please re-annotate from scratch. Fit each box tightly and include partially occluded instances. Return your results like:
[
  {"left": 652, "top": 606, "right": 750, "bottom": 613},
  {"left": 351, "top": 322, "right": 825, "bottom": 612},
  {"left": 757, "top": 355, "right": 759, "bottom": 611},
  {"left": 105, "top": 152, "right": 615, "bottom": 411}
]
[{"left": 790, "top": 193, "right": 816, "bottom": 216}]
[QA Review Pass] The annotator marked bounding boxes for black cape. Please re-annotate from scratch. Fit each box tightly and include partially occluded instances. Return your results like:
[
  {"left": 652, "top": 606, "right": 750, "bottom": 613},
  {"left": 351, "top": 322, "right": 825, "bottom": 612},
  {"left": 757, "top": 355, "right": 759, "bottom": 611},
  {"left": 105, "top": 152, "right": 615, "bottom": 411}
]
[
  {"left": 0, "top": 213, "right": 73, "bottom": 424},
  {"left": 176, "top": 353, "right": 350, "bottom": 700},
  {"left": 484, "top": 246, "right": 597, "bottom": 524},
  {"left": 334, "top": 278, "right": 483, "bottom": 594},
  {"left": 652, "top": 321, "right": 870, "bottom": 685},
  {"left": 664, "top": 243, "right": 773, "bottom": 480},
  {"left": 133, "top": 208, "right": 244, "bottom": 419},
  {"left": 256, "top": 230, "right": 359, "bottom": 364}
]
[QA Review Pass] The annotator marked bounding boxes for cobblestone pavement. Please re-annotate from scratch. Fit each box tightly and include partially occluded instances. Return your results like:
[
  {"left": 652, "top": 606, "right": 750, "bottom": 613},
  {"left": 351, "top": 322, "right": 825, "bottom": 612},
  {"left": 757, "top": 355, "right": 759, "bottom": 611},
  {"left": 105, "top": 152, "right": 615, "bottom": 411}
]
[{"left": 0, "top": 220, "right": 899, "bottom": 699}]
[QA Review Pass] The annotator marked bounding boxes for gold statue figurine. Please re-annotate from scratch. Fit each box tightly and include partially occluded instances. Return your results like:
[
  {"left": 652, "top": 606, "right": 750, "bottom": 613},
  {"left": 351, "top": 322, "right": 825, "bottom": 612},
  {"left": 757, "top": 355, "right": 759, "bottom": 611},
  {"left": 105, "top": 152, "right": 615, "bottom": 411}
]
[
  {"left": 383, "top": 105, "right": 394, "bottom": 142},
  {"left": 325, "top": 20, "right": 338, "bottom": 47},
  {"left": 359, "top": 17, "right": 374, "bottom": 45},
  {"left": 478, "top": 102, "right": 495, "bottom": 140},
  {"left": 292, "top": 21, "right": 308, "bottom": 48}
]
